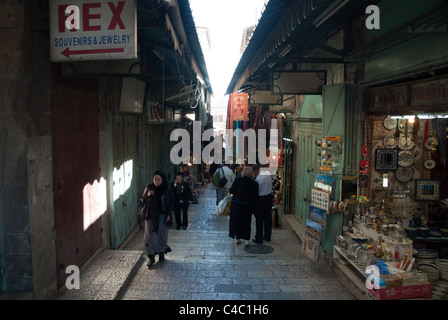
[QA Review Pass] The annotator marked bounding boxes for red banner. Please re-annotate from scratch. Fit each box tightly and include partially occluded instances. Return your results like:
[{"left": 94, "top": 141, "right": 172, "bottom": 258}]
[{"left": 230, "top": 93, "right": 248, "bottom": 122}]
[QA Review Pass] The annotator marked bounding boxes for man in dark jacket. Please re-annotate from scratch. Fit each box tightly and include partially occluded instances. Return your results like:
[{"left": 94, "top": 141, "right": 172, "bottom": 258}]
[{"left": 170, "top": 172, "right": 194, "bottom": 230}]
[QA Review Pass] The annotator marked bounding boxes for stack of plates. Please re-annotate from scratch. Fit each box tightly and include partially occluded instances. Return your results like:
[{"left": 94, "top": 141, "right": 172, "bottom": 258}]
[
  {"left": 417, "top": 263, "right": 440, "bottom": 282},
  {"left": 436, "top": 259, "right": 448, "bottom": 281},
  {"left": 440, "top": 229, "right": 448, "bottom": 238},
  {"left": 418, "top": 227, "right": 431, "bottom": 238},
  {"left": 415, "top": 249, "right": 438, "bottom": 265},
  {"left": 405, "top": 227, "right": 418, "bottom": 238}
]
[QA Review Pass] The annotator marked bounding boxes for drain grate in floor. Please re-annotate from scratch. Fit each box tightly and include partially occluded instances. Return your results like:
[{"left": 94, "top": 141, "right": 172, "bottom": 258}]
[{"left": 244, "top": 244, "right": 274, "bottom": 254}]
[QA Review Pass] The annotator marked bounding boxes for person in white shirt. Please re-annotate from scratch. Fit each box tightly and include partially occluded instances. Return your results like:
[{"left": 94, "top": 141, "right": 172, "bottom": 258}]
[
  {"left": 214, "top": 164, "right": 235, "bottom": 206},
  {"left": 252, "top": 164, "right": 273, "bottom": 244}
]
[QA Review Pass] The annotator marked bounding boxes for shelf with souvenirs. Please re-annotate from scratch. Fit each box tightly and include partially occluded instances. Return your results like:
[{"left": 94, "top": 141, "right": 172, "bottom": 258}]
[
  {"left": 334, "top": 115, "right": 448, "bottom": 299},
  {"left": 359, "top": 114, "right": 448, "bottom": 239},
  {"left": 333, "top": 233, "right": 433, "bottom": 300},
  {"left": 333, "top": 114, "right": 448, "bottom": 298},
  {"left": 360, "top": 114, "right": 448, "bottom": 243}
]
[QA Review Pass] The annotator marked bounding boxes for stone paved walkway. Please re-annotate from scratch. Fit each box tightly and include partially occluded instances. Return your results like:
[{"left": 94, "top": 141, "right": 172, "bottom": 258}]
[{"left": 118, "top": 184, "right": 355, "bottom": 300}]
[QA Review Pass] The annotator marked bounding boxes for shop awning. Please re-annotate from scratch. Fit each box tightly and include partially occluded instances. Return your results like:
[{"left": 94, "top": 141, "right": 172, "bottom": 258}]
[{"left": 225, "top": 0, "right": 371, "bottom": 95}]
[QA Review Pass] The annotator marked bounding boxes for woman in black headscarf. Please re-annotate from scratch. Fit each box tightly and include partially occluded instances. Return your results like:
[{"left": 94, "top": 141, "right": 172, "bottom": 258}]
[{"left": 141, "top": 170, "right": 174, "bottom": 267}]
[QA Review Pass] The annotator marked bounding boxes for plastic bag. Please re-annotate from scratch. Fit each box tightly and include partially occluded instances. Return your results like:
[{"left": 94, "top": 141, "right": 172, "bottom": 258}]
[{"left": 216, "top": 193, "right": 232, "bottom": 216}]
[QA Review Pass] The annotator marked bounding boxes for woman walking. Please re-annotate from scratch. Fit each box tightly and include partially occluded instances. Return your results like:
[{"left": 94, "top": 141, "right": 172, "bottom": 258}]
[
  {"left": 228, "top": 167, "right": 259, "bottom": 246},
  {"left": 141, "top": 171, "right": 174, "bottom": 267}
]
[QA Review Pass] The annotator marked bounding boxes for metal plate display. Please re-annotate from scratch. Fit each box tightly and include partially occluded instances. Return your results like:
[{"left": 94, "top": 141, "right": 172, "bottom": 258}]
[
  {"left": 398, "top": 135, "right": 415, "bottom": 150},
  {"left": 383, "top": 134, "right": 398, "bottom": 149},
  {"left": 395, "top": 166, "right": 414, "bottom": 183},
  {"left": 424, "top": 159, "right": 436, "bottom": 170},
  {"left": 398, "top": 151, "right": 415, "bottom": 168},
  {"left": 383, "top": 117, "right": 397, "bottom": 131},
  {"left": 398, "top": 119, "right": 413, "bottom": 133}
]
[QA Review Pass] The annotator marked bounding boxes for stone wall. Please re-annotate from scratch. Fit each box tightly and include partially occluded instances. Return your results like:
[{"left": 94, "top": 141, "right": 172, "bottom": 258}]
[
  {"left": 0, "top": 0, "right": 57, "bottom": 298},
  {"left": 0, "top": 0, "right": 33, "bottom": 294}
]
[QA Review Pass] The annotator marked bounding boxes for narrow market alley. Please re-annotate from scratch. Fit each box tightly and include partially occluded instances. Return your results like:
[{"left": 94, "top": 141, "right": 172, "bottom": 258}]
[{"left": 59, "top": 184, "right": 356, "bottom": 300}]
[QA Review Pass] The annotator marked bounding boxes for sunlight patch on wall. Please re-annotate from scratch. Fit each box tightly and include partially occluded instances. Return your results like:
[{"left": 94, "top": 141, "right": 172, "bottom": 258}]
[
  {"left": 113, "top": 159, "right": 133, "bottom": 202},
  {"left": 83, "top": 177, "right": 107, "bottom": 231}
]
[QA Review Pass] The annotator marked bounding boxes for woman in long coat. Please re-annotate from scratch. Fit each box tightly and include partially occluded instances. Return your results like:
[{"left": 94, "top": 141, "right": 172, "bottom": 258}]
[
  {"left": 228, "top": 167, "right": 259, "bottom": 246},
  {"left": 141, "top": 171, "right": 174, "bottom": 267}
]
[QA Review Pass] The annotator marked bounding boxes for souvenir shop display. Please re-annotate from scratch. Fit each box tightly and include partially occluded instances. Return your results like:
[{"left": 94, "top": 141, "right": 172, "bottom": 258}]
[
  {"left": 355, "top": 115, "right": 448, "bottom": 240},
  {"left": 311, "top": 188, "right": 330, "bottom": 213},
  {"left": 317, "top": 136, "right": 342, "bottom": 173},
  {"left": 334, "top": 114, "right": 448, "bottom": 299}
]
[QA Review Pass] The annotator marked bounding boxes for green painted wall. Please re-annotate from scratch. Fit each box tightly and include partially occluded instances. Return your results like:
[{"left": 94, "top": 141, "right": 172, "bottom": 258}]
[{"left": 364, "top": 0, "right": 448, "bottom": 81}]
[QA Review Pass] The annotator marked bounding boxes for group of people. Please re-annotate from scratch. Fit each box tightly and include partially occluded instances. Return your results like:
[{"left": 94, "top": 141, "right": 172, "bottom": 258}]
[
  {"left": 211, "top": 164, "right": 274, "bottom": 247},
  {"left": 139, "top": 171, "right": 194, "bottom": 267},
  {"left": 140, "top": 163, "right": 276, "bottom": 268}
]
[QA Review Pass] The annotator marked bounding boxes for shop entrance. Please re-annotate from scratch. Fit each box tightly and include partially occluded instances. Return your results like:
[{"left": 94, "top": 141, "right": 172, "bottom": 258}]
[
  {"left": 51, "top": 72, "right": 102, "bottom": 287},
  {"left": 294, "top": 95, "right": 323, "bottom": 225},
  {"left": 295, "top": 123, "right": 322, "bottom": 224}
]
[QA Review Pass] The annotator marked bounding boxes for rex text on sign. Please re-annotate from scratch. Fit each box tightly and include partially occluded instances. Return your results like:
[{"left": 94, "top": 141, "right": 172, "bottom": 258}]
[{"left": 49, "top": 0, "right": 137, "bottom": 62}]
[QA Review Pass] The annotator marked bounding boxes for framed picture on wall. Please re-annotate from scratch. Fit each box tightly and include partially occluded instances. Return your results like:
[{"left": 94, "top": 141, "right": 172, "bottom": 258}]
[
  {"left": 375, "top": 149, "right": 398, "bottom": 171},
  {"left": 415, "top": 179, "right": 441, "bottom": 201}
]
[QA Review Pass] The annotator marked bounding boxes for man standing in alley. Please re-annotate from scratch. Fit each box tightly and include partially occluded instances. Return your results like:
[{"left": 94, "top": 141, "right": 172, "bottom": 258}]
[
  {"left": 252, "top": 164, "right": 273, "bottom": 244},
  {"left": 214, "top": 164, "right": 235, "bottom": 206},
  {"left": 171, "top": 172, "right": 194, "bottom": 230}
]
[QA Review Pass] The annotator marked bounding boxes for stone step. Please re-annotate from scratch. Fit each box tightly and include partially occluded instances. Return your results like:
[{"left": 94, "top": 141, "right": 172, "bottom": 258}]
[{"left": 58, "top": 249, "right": 143, "bottom": 300}]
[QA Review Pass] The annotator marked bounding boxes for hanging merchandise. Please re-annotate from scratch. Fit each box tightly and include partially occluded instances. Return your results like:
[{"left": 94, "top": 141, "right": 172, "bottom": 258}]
[
  {"left": 398, "top": 134, "right": 415, "bottom": 151},
  {"left": 317, "top": 136, "right": 342, "bottom": 172},
  {"left": 436, "top": 118, "right": 447, "bottom": 165},
  {"left": 383, "top": 116, "right": 397, "bottom": 131},
  {"left": 359, "top": 175, "right": 369, "bottom": 188},
  {"left": 423, "top": 159, "right": 436, "bottom": 170},
  {"left": 397, "top": 150, "right": 415, "bottom": 168},
  {"left": 395, "top": 166, "right": 414, "bottom": 183},
  {"left": 383, "top": 134, "right": 398, "bottom": 149},
  {"left": 234, "top": 120, "right": 241, "bottom": 164},
  {"left": 425, "top": 119, "right": 438, "bottom": 151},
  {"left": 362, "top": 146, "right": 368, "bottom": 156},
  {"left": 229, "top": 93, "right": 249, "bottom": 122},
  {"left": 329, "top": 200, "right": 350, "bottom": 215},
  {"left": 312, "top": 188, "right": 331, "bottom": 213},
  {"left": 359, "top": 160, "right": 369, "bottom": 174}
]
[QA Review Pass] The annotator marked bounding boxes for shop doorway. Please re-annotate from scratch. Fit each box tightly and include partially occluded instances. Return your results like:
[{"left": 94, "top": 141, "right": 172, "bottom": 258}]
[
  {"left": 51, "top": 74, "right": 102, "bottom": 287},
  {"left": 295, "top": 123, "right": 322, "bottom": 224},
  {"left": 294, "top": 95, "right": 323, "bottom": 225}
]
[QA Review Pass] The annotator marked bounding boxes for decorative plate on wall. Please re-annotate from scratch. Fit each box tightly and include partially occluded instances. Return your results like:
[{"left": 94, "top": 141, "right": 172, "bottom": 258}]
[
  {"left": 424, "top": 159, "right": 436, "bottom": 170},
  {"left": 398, "top": 119, "right": 413, "bottom": 133},
  {"left": 425, "top": 137, "right": 438, "bottom": 151},
  {"left": 383, "top": 134, "right": 398, "bottom": 149},
  {"left": 395, "top": 166, "right": 414, "bottom": 183},
  {"left": 398, "top": 135, "right": 415, "bottom": 150},
  {"left": 398, "top": 150, "right": 415, "bottom": 168},
  {"left": 383, "top": 117, "right": 397, "bottom": 131}
]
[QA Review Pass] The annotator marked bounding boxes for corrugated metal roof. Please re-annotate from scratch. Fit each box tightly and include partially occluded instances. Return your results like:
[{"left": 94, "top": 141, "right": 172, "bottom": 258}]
[
  {"left": 226, "top": 0, "right": 291, "bottom": 94},
  {"left": 177, "top": 0, "right": 213, "bottom": 94},
  {"left": 137, "top": 0, "right": 212, "bottom": 95},
  {"left": 225, "top": 0, "right": 369, "bottom": 94}
]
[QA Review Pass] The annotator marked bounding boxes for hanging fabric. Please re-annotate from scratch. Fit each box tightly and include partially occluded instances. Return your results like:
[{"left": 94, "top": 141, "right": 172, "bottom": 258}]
[
  {"left": 437, "top": 118, "right": 447, "bottom": 165},
  {"left": 230, "top": 93, "right": 249, "bottom": 122}
]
